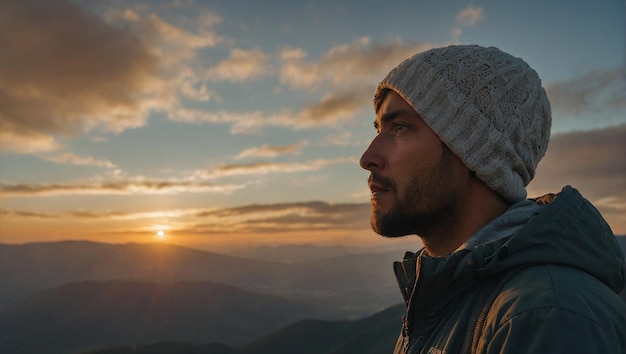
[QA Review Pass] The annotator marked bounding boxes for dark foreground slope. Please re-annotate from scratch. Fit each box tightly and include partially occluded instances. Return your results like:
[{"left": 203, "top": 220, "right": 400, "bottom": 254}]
[
  {"left": 237, "top": 303, "right": 404, "bottom": 354},
  {"left": 0, "top": 280, "right": 317, "bottom": 354},
  {"left": 79, "top": 304, "right": 405, "bottom": 354},
  {"left": 82, "top": 342, "right": 236, "bottom": 354}
]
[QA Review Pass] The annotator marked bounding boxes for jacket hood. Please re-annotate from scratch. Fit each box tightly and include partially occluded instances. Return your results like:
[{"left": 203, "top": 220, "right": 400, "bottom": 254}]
[
  {"left": 394, "top": 186, "right": 625, "bottom": 307},
  {"left": 472, "top": 185, "right": 625, "bottom": 293}
]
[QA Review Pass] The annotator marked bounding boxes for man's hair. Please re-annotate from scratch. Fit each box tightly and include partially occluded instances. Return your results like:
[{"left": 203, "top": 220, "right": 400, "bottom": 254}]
[{"left": 374, "top": 87, "right": 391, "bottom": 114}]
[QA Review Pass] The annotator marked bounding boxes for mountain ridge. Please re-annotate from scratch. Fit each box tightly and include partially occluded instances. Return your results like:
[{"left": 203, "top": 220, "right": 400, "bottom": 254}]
[
  {"left": 0, "top": 279, "right": 319, "bottom": 354},
  {"left": 0, "top": 240, "right": 405, "bottom": 318},
  {"left": 1, "top": 237, "right": 623, "bottom": 354}
]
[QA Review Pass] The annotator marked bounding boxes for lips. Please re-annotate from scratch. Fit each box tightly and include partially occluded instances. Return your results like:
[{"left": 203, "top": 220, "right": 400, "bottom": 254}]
[
  {"left": 369, "top": 182, "right": 389, "bottom": 196},
  {"left": 368, "top": 175, "right": 393, "bottom": 198}
]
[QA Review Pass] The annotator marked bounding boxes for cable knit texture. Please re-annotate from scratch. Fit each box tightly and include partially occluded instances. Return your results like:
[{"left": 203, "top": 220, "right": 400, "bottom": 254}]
[{"left": 376, "top": 45, "right": 552, "bottom": 202}]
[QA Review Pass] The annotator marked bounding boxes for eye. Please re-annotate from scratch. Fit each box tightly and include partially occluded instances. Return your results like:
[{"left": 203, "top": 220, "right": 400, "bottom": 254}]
[{"left": 394, "top": 123, "right": 408, "bottom": 134}]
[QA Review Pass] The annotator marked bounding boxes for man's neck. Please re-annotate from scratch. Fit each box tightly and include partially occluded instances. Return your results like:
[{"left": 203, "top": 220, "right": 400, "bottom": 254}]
[{"left": 420, "top": 183, "right": 510, "bottom": 257}]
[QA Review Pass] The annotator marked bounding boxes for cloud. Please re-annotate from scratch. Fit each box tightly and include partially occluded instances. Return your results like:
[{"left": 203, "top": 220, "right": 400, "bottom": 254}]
[
  {"left": 0, "top": 179, "right": 244, "bottom": 197},
  {"left": 170, "top": 86, "right": 372, "bottom": 134},
  {"left": 531, "top": 124, "right": 626, "bottom": 195},
  {"left": 295, "top": 89, "right": 371, "bottom": 123},
  {"left": 452, "top": 5, "right": 484, "bottom": 43},
  {"left": 0, "top": 1, "right": 434, "bottom": 148},
  {"left": 170, "top": 108, "right": 262, "bottom": 125},
  {"left": 1, "top": 156, "right": 355, "bottom": 198},
  {"left": 0, "top": 1, "right": 227, "bottom": 154},
  {"left": 529, "top": 124, "right": 626, "bottom": 231},
  {"left": 234, "top": 142, "right": 308, "bottom": 159},
  {"left": 0, "top": 0, "right": 159, "bottom": 153},
  {"left": 1, "top": 201, "right": 374, "bottom": 236},
  {"left": 456, "top": 5, "right": 484, "bottom": 25},
  {"left": 0, "top": 131, "right": 60, "bottom": 154},
  {"left": 237, "top": 87, "right": 373, "bottom": 132},
  {"left": 0, "top": 209, "right": 54, "bottom": 219},
  {"left": 279, "top": 37, "right": 433, "bottom": 90},
  {"left": 546, "top": 66, "right": 626, "bottom": 132},
  {"left": 192, "top": 201, "right": 372, "bottom": 233},
  {"left": 199, "top": 157, "right": 356, "bottom": 179},
  {"left": 128, "top": 9, "right": 222, "bottom": 67},
  {"left": 171, "top": 37, "right": 432, "bottom": 134},
  {"left": 39, "top": 153, "right": 117, "bottom": 169},
  {"left": 206, "top": 47, "right": 271, "bottom": 82},
  {"left": 133, "top": 10, "right": 224, "bottom": 104},
  {"left": 0, "top": 208, "right": 200, "bottom": 221},
  {"left": 321, "top": 131, "right": 365, "bottom": 147}
]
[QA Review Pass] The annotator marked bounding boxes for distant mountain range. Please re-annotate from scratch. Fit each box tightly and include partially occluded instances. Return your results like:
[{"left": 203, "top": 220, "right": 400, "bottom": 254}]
[
  {"left": 78, "top": 304, "right": 405, "bottom": 354},
  {"left": 0, "top": 240, "right": 407, "bottom": 353},
  {"left": 236, "top": 304, "right": 404, "bottom": 354},
  {"left": 0, "top": 280, "right": 316, "bottom": 354},
  {"left": 0, "top": 241, "right": 405, "bottom": 318},
  {"left": 228, "top": 243, "right": 361, "bottom": 263},
  {"left": 0, "top": 237, "right": 623, "bottom": 354}
]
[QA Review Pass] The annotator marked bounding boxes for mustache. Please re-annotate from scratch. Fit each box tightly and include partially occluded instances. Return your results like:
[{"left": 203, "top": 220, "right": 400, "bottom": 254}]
[{"left": 368, "top": 173, "right": 395, "bottom": 190}]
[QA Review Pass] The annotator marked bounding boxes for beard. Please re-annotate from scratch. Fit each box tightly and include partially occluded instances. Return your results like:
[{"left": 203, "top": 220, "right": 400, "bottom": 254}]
[{"left": 370, "top": 145, "right": 460, "bottom": 238}]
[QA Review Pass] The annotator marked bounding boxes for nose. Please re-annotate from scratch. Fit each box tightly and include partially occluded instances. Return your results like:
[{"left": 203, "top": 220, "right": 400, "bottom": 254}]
[{"left": 360, "top": 135, "right": 383, "bottom": 171}]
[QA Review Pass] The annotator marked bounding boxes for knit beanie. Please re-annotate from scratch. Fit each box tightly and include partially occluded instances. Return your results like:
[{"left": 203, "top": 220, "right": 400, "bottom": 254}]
[{"left": 376, "top": 45, "right": 551, "bottom": 203}]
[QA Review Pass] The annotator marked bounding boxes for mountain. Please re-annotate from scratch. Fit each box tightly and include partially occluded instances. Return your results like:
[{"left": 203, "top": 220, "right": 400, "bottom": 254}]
[
  {"left": 0, "top": 280, "right": 317, "bottom": 354},
  {"left": 0, "top": 241, "right": 283, "bottom": 308},
  {"left": 76, "top": 304, "right": 406, "bottom": 354},
  {"left": 4, "top": 236, "right": 621, "bottom": 354},
  {"left": 81, "top": 342, "right": 236, "bottom": 354},
  {"left": 0, "top": 241, "right": 407, "bottom": 318},
  {"left": 228, "top": 244, "right": 363, "bottom": 263},
  {"left": 237, "top": 304, "right": 404, "bottom": 354}
]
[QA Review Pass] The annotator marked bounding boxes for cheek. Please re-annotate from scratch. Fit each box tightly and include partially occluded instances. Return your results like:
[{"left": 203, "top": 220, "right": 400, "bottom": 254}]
[
  {"left": 388, "top": 152, "right": 423, "bottom": 192},
  {"left": 392, "top": 142, "right": 440, "bottom": 173},
  {"left": 451, "top": 157, "right": 471, "bottom": 188},
  {"left": 390, "top": 142, "right": 448, "bottom": 191}
]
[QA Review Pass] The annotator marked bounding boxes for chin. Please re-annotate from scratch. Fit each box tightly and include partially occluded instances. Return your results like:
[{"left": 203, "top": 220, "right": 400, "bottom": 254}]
[
  {"left": 370, "top": 207, "right": 419, "bottom": 238},
  {"left": 371, "top": 218, "right": 406, "bottom": 238}
]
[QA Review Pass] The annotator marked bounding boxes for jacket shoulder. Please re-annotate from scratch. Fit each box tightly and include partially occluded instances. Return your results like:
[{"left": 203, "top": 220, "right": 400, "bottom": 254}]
[{"left": 477, "top": 265, "right": 626, "bottom": 353}]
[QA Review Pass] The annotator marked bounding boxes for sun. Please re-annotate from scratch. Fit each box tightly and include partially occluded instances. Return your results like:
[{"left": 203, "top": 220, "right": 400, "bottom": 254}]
[
  {"left": 156, "top": 230, "right": 166, "bottom": 240},
  {"left": 151, "top": 224, "right": 171, "bottom": 242}
]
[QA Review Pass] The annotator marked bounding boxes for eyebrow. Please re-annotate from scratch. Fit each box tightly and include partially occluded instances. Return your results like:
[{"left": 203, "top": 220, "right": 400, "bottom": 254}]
[{"left": 373, "top": 110, "right": 407, "bottom": 130}]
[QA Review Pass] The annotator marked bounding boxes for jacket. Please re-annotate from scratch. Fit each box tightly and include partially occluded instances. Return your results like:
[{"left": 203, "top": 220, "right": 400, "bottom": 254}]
[{"left": 393, "top": 186, "right": 626, "bottom": 353}]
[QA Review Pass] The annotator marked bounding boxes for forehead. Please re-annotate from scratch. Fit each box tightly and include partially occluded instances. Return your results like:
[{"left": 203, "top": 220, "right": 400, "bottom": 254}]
[
  {"left": 374, "top": 90, "right": 419, "bottom": 124},
  {"left": 377, "top": 90, "right": 414, "bottom": 111}
]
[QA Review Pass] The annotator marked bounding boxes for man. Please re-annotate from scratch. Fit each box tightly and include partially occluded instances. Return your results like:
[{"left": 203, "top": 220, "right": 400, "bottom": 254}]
[{"left": 360, "top": 45, "right": 625, "bottom": 353}]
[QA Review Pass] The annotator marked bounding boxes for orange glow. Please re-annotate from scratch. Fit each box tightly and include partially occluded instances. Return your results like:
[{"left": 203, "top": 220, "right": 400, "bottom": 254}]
[{"left": 156, "top": 230, "right": 166, "bottom": 240}]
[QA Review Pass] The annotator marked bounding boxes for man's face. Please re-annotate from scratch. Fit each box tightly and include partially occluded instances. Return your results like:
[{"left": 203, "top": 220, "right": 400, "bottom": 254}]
[{"left": 359, "top": 90, "right": 468, "bottom": 237}]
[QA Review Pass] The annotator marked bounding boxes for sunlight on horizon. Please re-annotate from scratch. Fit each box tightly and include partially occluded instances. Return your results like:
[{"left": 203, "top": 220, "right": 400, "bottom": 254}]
[
  {"left": 156, "top": 230, "right": 166, "bottom": 240},
  {"left": 152, "top": 224, "right": 170, "bottom": 242}
]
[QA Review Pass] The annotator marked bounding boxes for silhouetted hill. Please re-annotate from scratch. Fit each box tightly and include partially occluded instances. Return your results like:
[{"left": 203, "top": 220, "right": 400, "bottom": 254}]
[
  {"left": 0, "top": 241, "right": 407, "bottom": 318},
  {"left": 0, "top": 280, "right": 317, "bottom": 354},
  {"left": 237, "top": 304, "right": 404, "bottom": 354},
  {"left": 229, "top": 244, "right": 360, "bottom": 263},
  {"left": 0, "top": 241, "right": 281, "bottom": 307},
  {"left": 12, "top": 236, "right": 621, "bottom": 354},
  {"left": 81, "top": 342, "right": 235, "bottom": 354},
  {"left": 79, "top": 304, "right": 406, "bottom": 354}
]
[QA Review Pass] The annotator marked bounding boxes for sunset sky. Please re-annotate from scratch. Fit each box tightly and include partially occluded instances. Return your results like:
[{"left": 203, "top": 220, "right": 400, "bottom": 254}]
[{"left": 1, "top": 0, "right": 624, "bottom": 252}]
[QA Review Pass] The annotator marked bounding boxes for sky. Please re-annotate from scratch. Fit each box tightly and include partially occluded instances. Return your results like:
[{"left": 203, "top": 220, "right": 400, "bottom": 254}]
[{"left": 0, "top": 0, "right": 624, "bottom": 252}]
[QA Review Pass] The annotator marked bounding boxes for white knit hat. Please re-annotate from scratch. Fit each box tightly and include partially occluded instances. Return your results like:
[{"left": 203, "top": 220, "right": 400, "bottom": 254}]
[{"left": 376, "top": 45, "right": 552, "bottom": 202}]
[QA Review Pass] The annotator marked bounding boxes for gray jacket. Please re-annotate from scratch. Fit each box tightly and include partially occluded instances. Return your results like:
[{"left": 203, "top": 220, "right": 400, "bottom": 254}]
[{"left": 393, "top": 186, "right": 626, "bottom": 353}]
